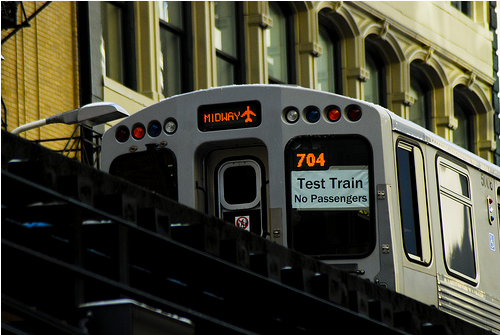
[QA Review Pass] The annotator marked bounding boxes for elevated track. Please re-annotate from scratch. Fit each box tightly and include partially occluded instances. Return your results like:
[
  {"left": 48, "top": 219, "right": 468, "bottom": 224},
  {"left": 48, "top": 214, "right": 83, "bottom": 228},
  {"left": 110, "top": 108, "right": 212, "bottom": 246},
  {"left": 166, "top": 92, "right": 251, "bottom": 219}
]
[{"left": 1, "top": 131, "right": 489, "bottom": 334}]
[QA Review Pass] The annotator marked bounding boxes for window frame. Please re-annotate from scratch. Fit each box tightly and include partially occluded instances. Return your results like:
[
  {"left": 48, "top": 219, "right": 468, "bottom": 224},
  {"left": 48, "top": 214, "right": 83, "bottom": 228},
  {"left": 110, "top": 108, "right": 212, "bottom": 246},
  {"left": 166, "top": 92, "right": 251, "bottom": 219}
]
[
  {"left": 267, "top": 2, "right": 296, "bottom": 85},
  {"left": 285, "top": 135, "right": 375, "bottom": 259},
  {"left": 409, "top": 62, "right": 432, "bottom": 130},
  {"left": 214, "top": 1, "right": 245, "bottom": 85},
  {"left": 159, "top": 1, "right": 193, "bottom": 97},
  {"left": 365, "top": 38, "right": 387, "bottom": 107},
  {"left": 317, "top": 11, "right": 342, "bottom": 94},
  {"left": 101, "top": 1, "right": 137, "bottom": 90},
  {"left": 436, "top": 155, "right": 477, "bottom": 284},
  {"left": 396, "top": 140, "right": 432, "bottom": 265},
  {"left": 451, "top": 1, "right": 472, "bottom": 17},
  {"left": 453, "top": 86, "right": 475, "bottom": 153}
]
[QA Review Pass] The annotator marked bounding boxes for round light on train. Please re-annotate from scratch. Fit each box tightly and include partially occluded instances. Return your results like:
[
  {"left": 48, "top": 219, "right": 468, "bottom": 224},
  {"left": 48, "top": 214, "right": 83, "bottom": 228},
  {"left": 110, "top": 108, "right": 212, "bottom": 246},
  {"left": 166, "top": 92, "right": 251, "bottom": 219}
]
[
  {"left": 326, "top": 106, "right": 341, "bottom": 122},
  {"left": 115, "top": 126, "right": 130, "bottom": 143},
  {"left": 132, "top": 123, "right": 146, "bottom": 140},
  {"left": 347, "top": 105, "right": 362, "bottom": 122},
  {"left": 148, "top": 120, "right": 162, "bottom": 137},
  {"left": 164, "top": 118, "right": 178, "bottom": 134},
  {"left": 285, "top": 108, "right": 299, "bottom": 123},
  {"left": 305, "top": 107, "right": 321, "bottom": 123}
]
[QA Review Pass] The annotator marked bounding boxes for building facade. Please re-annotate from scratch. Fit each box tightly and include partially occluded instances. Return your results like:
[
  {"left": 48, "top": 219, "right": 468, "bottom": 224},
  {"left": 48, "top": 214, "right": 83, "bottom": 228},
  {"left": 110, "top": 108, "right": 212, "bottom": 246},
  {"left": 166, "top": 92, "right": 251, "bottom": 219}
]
[
  {"left": 1, "top": 1, "right": 81, "bottom": 155},
  {"left": 2, "top": 1, "right": 499, "bottom": 164}
]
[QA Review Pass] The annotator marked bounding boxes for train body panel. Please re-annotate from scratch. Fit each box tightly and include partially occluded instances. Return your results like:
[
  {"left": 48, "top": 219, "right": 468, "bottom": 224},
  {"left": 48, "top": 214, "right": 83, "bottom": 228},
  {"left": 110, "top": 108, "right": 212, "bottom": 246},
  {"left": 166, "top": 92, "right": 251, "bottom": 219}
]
[{"left": 101, "top": 85, "right": 500, "bottom": 333}]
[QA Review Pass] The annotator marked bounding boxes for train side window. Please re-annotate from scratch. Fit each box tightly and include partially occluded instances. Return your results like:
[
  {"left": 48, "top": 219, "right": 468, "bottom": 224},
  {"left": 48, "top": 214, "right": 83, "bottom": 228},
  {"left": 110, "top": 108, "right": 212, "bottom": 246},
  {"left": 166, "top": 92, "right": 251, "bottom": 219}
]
[
  {"left": 396, "top": 142, "right": 431, "bottom": 264},
  {"left": 437, "top": 158, "right": 476, "bottom": 282}
]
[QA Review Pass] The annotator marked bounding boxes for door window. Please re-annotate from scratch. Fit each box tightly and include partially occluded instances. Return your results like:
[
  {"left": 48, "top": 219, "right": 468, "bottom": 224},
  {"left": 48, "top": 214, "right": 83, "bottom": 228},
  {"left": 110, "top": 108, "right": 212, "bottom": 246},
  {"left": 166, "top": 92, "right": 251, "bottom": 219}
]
[
  {"left": 437, "top": 158, "right": 476, "bottom": 282},
  {"left": 396, "top": 141, "right": 431, "bottom": 264},
  {"left": 217, "top": 159, "right": 264, "bottom": 235}
]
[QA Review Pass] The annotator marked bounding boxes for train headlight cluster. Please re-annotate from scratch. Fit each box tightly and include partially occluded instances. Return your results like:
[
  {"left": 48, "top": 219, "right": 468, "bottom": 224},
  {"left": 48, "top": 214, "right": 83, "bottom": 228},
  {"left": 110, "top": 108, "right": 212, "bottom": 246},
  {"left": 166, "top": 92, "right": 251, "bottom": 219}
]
[
  {"left": 115, "top": 118, "right": 178, "bottom": 142},
  {"left": 283, "top": 104, "right": 362, "bottom": 124}
]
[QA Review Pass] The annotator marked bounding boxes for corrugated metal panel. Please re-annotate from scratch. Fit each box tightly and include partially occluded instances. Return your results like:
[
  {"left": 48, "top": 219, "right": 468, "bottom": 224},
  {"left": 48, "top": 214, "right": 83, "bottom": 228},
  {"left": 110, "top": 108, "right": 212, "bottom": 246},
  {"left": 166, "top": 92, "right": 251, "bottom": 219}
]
[{"left": 438, "top": 273, "right": 500, "bottom": 334}]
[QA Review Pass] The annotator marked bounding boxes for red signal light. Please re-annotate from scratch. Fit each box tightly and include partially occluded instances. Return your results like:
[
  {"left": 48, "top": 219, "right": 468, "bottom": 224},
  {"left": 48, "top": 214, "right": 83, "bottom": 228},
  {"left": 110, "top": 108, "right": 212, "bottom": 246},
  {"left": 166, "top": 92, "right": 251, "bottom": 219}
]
[
  {"left": 115, "top": 126, "right": 130, "bottom": 142},
  {"left": 132, "top": 124, "right": 145, "bottom": 139},
  {"left": 347, "top": 106, "right": 362, "bottom": 122},
  {"left": 327, "top": 107, "right": 341, "bottom": 122}
]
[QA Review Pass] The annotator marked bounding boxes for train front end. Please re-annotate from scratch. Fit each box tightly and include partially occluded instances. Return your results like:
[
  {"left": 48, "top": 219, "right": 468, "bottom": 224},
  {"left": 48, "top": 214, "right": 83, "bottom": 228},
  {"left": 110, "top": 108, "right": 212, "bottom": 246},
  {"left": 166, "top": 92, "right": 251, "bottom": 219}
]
[{"left": 101, "top": 85, "right": 396, "bottom": 288}]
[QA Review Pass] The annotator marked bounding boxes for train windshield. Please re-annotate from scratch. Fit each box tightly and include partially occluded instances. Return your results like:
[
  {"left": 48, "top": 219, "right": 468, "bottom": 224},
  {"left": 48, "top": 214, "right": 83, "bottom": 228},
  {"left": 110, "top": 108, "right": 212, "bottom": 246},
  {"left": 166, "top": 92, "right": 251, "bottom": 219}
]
[
  {"left": 109, "top": 146, "right": 178, "bottom": 200},
  {"left": 286, "top": 136, "right": 374, "bottom": 258}
]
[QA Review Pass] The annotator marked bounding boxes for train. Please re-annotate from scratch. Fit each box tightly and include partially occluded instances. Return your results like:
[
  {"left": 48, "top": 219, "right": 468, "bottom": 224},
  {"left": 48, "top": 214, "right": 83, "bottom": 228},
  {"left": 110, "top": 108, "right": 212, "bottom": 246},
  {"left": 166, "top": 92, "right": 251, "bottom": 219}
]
[{"left": 100, "top": 84, "right": 500, "bottom": 333}]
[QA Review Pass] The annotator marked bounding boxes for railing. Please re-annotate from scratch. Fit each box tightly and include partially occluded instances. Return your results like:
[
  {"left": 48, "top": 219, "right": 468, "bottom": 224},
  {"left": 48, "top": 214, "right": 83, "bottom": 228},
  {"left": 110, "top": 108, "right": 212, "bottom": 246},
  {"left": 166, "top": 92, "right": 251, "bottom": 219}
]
[{"left": 33, "top": 125, "right": 103, "bottom": 168}]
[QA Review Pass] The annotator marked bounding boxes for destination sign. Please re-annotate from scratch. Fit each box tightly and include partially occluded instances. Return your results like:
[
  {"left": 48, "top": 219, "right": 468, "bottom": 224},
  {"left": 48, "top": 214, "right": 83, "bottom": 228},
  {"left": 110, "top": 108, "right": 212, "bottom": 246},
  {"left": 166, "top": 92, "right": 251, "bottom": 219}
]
[
  {"left": 291, "top": 166, "right": 369, "bottom": 210},
  {"left": 198, "top": 100, "right": 261, "bottom": 132}
]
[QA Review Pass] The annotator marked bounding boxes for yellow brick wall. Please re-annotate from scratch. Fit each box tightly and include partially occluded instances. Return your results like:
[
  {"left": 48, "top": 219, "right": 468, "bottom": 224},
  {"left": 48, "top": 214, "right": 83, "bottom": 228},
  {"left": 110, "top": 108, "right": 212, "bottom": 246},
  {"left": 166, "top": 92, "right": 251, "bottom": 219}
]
[{"left": 1, "top": 1, "right": 80, "bottom": 154}]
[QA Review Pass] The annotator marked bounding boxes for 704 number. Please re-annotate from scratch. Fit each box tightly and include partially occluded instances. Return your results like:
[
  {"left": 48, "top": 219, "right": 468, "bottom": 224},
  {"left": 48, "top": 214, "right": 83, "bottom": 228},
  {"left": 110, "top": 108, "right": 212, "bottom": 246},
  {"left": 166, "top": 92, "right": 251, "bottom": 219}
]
[{"left": 296, "top": 153, "right": 325, "bottom": 168}]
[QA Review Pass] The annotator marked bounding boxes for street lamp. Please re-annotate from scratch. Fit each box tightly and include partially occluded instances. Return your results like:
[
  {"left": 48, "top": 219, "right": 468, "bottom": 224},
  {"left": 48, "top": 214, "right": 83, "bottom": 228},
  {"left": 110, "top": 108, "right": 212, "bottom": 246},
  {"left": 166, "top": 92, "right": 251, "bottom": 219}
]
[{"left": 11, "top": 102, "right": 129, "bottom": 135}]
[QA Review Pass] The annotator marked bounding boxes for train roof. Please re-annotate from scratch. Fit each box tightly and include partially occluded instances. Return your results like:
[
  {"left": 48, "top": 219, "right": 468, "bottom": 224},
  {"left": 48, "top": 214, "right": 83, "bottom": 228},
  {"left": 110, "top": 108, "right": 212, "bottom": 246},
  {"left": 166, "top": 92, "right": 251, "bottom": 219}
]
[
  {"left": 136, "top": 84, "right": 500, "bottom": 178},
  {"left": 380, "top": 105, "right": 500, "bottom": 179}
]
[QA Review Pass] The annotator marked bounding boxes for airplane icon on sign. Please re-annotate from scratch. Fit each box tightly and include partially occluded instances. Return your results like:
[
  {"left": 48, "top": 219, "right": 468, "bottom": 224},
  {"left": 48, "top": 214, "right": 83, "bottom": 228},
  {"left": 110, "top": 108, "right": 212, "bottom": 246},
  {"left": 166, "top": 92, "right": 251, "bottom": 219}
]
[{"left": 241, "top": 106, "right": 256, "bottom": 123}]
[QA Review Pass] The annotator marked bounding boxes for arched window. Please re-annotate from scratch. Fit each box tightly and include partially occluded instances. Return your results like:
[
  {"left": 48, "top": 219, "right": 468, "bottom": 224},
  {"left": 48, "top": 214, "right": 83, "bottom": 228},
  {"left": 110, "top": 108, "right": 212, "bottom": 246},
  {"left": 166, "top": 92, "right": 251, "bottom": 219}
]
[
  {"left": 318, "top": 12, "right": 341, "bottom": 94},
  {"left": 453, "top": 86, "right": 474, "bottom": 152},
  {"left": 267, "top": 2, "right": 294, "bottom": 84},
  {"left": 365, "top": 38, "right": 386, "bottom": 107},
  {"left": 215, "top": 1, "right": 244, "bottom": 86},
  {"left": 409, "top": 62, "right": 432, "bottom": 130}
]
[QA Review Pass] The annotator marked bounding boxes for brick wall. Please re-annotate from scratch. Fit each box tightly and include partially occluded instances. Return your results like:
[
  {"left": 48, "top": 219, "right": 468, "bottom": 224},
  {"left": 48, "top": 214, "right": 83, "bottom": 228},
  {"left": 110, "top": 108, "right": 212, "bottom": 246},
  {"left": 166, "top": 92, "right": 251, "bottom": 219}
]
[{"left": 1, "top": 1, "right": 80, "bottom": 154}]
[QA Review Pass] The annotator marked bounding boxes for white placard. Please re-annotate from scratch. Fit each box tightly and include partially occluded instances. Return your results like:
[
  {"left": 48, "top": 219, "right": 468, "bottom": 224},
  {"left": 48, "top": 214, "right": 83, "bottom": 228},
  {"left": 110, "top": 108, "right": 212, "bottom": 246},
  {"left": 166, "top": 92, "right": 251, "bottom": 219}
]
[{"left": 291, "top": 166, "right": 369, "bottom": 210}]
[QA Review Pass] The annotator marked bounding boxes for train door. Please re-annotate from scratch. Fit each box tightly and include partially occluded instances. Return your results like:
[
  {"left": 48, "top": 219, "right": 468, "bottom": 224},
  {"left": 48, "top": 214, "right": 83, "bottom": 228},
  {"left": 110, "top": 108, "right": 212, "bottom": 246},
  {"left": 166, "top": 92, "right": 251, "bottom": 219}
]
[
  {"left": 395, "top": 140, "right": 436, "bottom": 305},
  {"left": 204, "top": 146, "right": 268, "bottom": 237}
]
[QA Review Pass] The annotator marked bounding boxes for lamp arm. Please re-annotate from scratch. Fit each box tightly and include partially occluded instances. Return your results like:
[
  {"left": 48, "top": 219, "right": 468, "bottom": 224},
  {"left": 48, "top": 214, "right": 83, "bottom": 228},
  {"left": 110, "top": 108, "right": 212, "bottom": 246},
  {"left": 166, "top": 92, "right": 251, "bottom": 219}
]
[
  {"left": 46, "top": 108, "right": 79, "bottom": 125},
  {"left": 11, "top": 119, "right": 48, "bottom": 135}
]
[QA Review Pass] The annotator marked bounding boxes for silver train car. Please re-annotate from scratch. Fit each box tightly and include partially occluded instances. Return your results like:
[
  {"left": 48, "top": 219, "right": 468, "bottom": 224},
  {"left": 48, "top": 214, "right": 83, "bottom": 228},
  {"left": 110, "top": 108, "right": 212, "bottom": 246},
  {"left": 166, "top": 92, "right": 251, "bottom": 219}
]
[{"left": 101, "top": 85, "right": 500, "bottom": 332}]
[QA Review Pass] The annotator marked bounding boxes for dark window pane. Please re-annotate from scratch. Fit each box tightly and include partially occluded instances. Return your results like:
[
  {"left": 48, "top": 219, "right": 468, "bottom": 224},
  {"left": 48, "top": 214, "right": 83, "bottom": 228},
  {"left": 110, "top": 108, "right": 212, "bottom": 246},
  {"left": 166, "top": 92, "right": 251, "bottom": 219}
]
[
  {"left": 215, "top": 1, "right": 237, "bottom": 57},
  {"left": 223, "top": 166, "right": 257, "bottom": 204},
  {"left": 440, "top": 194, "right": 476, "bottom": 278},
  {"left": 102, "top": 2, "right": 125, "bottom": 83},
  {"left": 268, "top": 2, "right": 288, "bottom": 83},
  {"left": 217, "top": 57, "right": 235, "bottom": 86},
  {"left": 109, "top": 149, "right": 178, "bottom": 200},
  {"left": 397, "top": 146, "right": 422, "bottom": 258},
  {"left": 438, "top": 160, "right": 476, "bottom": 281},
  {"left": 160, "top": 28, "right": 182, "bottom": 97},
  {"left": 159, "top": 1, "right": 183, "bottom": 27}
]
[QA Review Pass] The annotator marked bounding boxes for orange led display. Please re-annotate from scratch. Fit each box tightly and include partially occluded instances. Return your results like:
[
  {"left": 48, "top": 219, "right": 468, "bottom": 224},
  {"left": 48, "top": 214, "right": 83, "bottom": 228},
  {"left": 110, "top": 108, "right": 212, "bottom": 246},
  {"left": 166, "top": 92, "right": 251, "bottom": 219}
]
[
  {"left": 293, "top": 148, "right": 329, "bottom": 171},
  {"left": 198, "top": 100, "right": 261, "bottom": 132},
  {"left": 296, "top": 153, "right": 326, "bottom": 168}
]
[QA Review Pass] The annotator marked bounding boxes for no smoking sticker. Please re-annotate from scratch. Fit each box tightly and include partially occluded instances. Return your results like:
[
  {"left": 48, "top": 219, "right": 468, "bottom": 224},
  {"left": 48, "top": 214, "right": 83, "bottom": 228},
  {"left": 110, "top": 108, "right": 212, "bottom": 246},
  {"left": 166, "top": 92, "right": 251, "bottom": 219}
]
[{"left": 235, "top": 216, "right": 250, "bottom": 231}]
